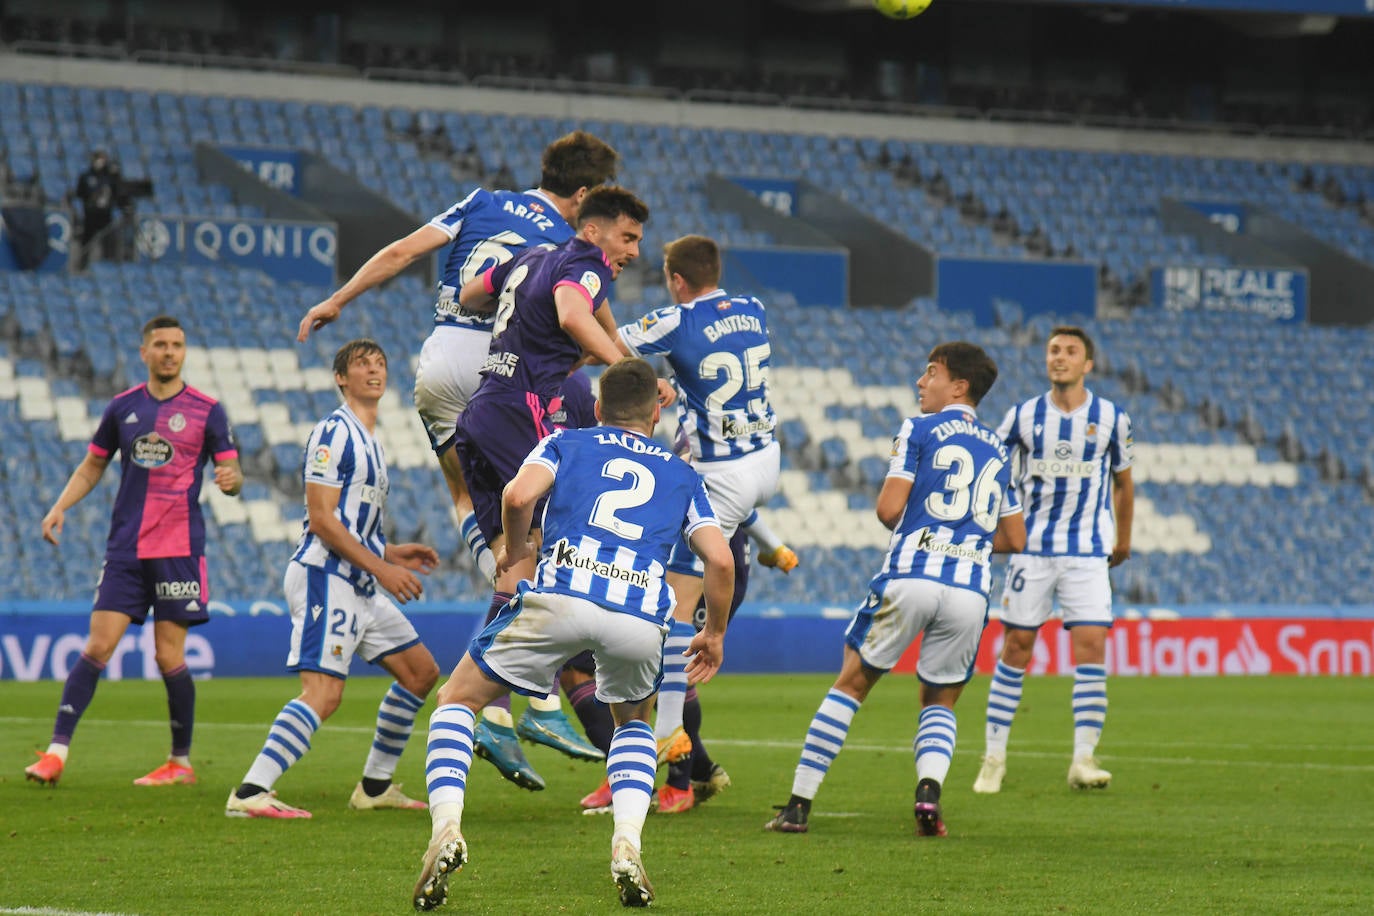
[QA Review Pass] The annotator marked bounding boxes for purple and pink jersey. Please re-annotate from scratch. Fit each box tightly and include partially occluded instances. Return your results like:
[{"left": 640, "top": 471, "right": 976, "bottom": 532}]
[{"left": 89, "top": 383, "right": 237, "bottom": 559}]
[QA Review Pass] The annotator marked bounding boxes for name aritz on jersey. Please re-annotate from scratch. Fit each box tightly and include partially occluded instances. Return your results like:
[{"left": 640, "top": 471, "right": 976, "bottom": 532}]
[
  {"left": 551, "top": 538, "right": 651, "bottom": 588},
  {"left": 913, "top": 527, "right": 992, "bottom": 566},
  {"left": 503, "top": 199, "right": 555, "bottom": 232},
  {"left": 932, "top": 417, "right": 1006, "bottom": 454},
  {"left": 702, "top": 314, "right": 763, "bottom": 342}
]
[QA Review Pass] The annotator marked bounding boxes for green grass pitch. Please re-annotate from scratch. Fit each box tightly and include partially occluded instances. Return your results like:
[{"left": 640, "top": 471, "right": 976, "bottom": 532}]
[{"left": 2, "top": 674, "right": 1371, "bottom": 915}]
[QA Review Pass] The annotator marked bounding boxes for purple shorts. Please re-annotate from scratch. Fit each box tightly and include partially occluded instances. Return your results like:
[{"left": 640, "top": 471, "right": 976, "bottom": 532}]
[
  {"left": 454, "top": 389, "right": 552, "bottom": 543},
  {"left": 94, "top": 554, "right": 211, "bottom": 626}
]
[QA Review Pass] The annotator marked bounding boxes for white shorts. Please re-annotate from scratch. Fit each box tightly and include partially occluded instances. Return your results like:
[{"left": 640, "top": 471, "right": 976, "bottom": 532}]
[
  {"left": 999, "top": 554, "right": 1113, "bottom": 629},
  {"left": 283, "top": 561, "right": 421, "bottom": 678},
  {"left": 845, "top": 577, "right": 989, "bottom": 685},
  {"left": 669, "top": 442, "right": 780, "bottom": 576},
  {"left": 413, "top": 325, "right": 492, "bottom": 451},
  {"left": 470, "top": 589, "right": 668, "bottom": 705}
]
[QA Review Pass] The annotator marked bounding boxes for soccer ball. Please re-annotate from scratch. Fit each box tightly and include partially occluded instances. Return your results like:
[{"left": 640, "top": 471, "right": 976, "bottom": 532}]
[{"left": 873, "top": 0, "right": 932, "bottom": 19}]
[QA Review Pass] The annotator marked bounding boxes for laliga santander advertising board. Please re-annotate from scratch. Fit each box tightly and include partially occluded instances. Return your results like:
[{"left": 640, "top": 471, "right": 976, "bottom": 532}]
[{"left": 892, "top": 617, "right": 1374, "bottom": 677}]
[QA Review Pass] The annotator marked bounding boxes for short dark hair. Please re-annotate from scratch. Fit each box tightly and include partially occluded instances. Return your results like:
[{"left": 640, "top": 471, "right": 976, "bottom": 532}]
[
  {"left": 540, "top": 131, "right": 619, "bottom": 198},
  {"left": 142, "top": 315, "right": 183, "bottom": 340},
  {"left": 333, "top": 338, "right": 387, "bottom": 384},
  {"left": 598, "top": 358, "right": 659, "bottom": 427},
  {"left": 1049, "top": 325, "right": 1095, "bottom": 361},
  {"left": 663, "top": 235, "right": 721, "bottom": 291},
  {"left": 927, "top": 341, "right": 999, "bottom": 406},
  {"left": 576, "top": 186, "right": 649, "bottom": 229}
]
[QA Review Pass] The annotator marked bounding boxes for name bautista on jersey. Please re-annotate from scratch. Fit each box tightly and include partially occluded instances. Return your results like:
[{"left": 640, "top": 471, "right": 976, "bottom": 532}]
[
  {"left": 551, "top": 538, "right": 652, "bottom": 588},
  {"left": 702, "top": 313, "right": 763, "bottom": 342}
]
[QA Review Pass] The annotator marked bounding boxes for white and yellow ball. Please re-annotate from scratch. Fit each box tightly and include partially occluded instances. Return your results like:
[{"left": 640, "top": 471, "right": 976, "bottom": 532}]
[{"left": 873, "top": 0, "right": 933, "bottom": 20}]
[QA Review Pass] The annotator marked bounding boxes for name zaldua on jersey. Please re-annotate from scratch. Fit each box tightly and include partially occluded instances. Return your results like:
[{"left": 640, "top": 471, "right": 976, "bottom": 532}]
[
  {"left": 522, "top": 426, "right": 718, "bottom": 625},
  {"left": 875, "top": 406, "right": 1020, "bottom": 596}
]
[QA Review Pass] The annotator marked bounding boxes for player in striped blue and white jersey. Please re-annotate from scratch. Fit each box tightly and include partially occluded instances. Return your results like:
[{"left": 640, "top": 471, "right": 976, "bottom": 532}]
[
  {"left": 974, "top": 325, "right": 1135, "bottom": 796},
  {"left": 767, "top": 342, "right": 1024, "bottom": 838},
  {"left": 414, "top": 358, "right": 734, "bottom": 910},
  {"left": 227, "top": 340, "right": 441, "bottom": 820},
  {"left": 615, "top": 234, "right": 792, "bottom": 777}
]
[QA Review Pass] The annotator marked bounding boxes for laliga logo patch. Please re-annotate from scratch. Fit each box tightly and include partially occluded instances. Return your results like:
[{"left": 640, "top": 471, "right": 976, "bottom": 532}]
[
  {"left": 1054, "top": 440, "right": 1074, "bottom": 460},
  {"left": 309, "top": 445, "right": 331, "bottom": 474},
  {"left": 579, "top": 270, "right": 602, "bottom": 299},
  {"left": 168, "top": 412, "right": 187, "bottom": 433},
  {"left": 131, "top": 432, "right": 175, "bottom": 469},
  {"left": 890, "top": 435, "right": 901, "bottom": 457}
]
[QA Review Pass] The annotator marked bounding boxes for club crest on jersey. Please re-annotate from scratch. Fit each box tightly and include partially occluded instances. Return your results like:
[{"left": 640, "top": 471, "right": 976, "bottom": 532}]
[
  {"left": 168, "top": 412, "right": 187, "bottom": 433},
  {"left": 1085, "top": 422, "right": 1098, "bottom": 437},
  {"left": 579, "top": 270, "right": 603, "bottom": 299},
  {"left": 131, "top": 433, "right": 175, "bottom": 469}
]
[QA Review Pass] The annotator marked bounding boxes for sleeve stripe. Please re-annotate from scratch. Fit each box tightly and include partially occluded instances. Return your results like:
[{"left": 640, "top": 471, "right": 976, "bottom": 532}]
[
  {"left": 213, "top": 449, "right": 239, "bottom": 462},
  {"left": 88, "top": 443, "right": 110, "bottom": 458},
  {"left": 554, "top": 279, "right": 595, "bottom": 310}
]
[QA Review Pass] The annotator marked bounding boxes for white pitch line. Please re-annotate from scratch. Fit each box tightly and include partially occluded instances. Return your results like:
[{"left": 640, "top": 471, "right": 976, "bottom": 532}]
[
  {"left": 5, "top": 718, "right": 1372, "bottom": 773},
  {"left": 1, "top": 908, "right": 144, "bottom": 916}
]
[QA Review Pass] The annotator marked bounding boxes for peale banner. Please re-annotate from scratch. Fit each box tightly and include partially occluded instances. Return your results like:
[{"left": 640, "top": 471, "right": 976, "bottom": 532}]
[{"left": 1153, "top": 265, "right": 1307, "bottom": 323}]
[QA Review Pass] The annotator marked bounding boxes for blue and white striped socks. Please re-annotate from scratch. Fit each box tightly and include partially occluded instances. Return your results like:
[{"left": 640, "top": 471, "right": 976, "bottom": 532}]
[
  {"left": 426, "top": 704, "right": 475, "bottom": 827},
  {"left": 363, "top": 682, "right": 424, "bottom": 781},
  {"left": 1072, "top": 664, "right": 1108, "bottom": 759},
  {"left": 984, "top": 661, "right": 1025, "bottom": 756},
  {"left": 607, "top": 720, "right": 656, "bottom": 850},
  {"left": 914, "top": 705, "right": 957, "bottom": 785},
  {"left": 791, "top": 689, "right": 860, "bottom": 800},
  {"left": 460, "top": 512, "right": 496, "bottom": 583},
  {"left": 243, "top": 699, "right": 321, "bottom": 791},
  {"left": 652, "top": 620, "right": 695, "bottom": 742}
]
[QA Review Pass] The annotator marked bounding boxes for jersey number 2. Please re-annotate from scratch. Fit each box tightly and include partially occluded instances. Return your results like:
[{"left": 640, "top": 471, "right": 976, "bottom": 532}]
[{"left": 589, "top": 457, "right": 655, "bottom": 539}]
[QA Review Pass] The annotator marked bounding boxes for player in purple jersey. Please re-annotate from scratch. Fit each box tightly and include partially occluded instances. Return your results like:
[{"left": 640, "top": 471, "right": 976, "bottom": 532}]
[
  {"left": 445, "top": 186, "right": 654, "bottom": 791},
  {"left": 973, "top": 326, "right": 1134, "bottom": 795},
  {"left": 296, "top": 131, "right": 618, "bottom": 586},
  {"left": 25, "top": 316, "right": 243, "bottom": 789},
  {"left": 412, "top": 358, "right": 734, "bottom": 911},
  {"left": 766, "top": 342, "right": 1025, "bottom": 838}
]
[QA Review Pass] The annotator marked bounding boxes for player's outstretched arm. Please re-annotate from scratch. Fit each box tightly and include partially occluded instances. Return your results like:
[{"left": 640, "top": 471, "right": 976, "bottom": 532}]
[
  {"left": 297, "top": 225, "right": 449, "bottom": 342},
  {"left": 1110, "top": 467, "right": 1134, "bottom": 567},
  {"left": 41, "top": 452, "right": 109, "bottom": 546},
  {"left": 684, "top": 523, "right": 734, "bottom": 685},
  {"left": 557, "top": 295, "right": 622, "bottom": 367}
]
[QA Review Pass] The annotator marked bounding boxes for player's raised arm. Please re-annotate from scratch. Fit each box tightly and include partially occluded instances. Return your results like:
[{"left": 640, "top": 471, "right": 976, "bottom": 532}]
[{"left": 297, "top": 225, "right": 450, "bottom": 342}]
